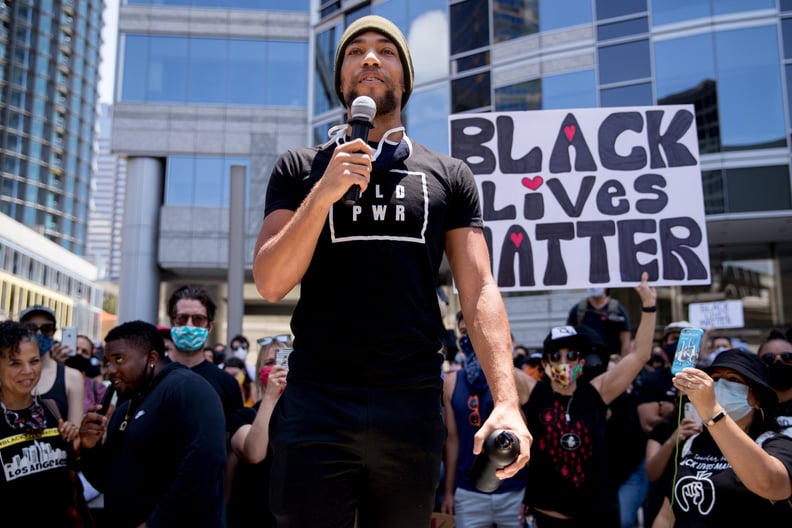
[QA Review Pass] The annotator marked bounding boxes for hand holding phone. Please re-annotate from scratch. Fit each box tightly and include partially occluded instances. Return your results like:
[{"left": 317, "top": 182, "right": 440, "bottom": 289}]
[
  {"left": 275, "top": 348, "right": 292, "bottom": 369},
  {"left": 671, "top": 327, "right": 704, "bottom": 375},
  {"left": 61, "top": 327, "right": 78, "bottom": 357}
]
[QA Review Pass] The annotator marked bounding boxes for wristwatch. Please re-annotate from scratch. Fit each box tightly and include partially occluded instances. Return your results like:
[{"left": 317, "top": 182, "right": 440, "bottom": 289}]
[{"left": 704, "top": 409, "right": 727, "bottom": 428}]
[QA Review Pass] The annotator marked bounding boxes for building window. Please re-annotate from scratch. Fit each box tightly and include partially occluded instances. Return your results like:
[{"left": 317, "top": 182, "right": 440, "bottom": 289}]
[
  {"left": 165, "top": 156, "right": 250, "bottom": 207},
  {"left": 724, "top": 165, "right": 791, "bottom": 213},
  {"left": 451, "top": 71, "right": 490, "bottom": 113},
  {"left": 598, "top": 39, "right": 651, "bottom": 85},
  {"left": 600, "top": 82, "right": 652, "bottom": 107},
  {"left": 493, "top": 0, "right": 538, "bottom": 43},
  {"left": 121, "top": 35, "right": 307, "bottom": 107},
  {"left": 543, "top": 69, "right": 596, "bottom": 109},
  {"left": 450, "top": 0, "right": 489, "bottom": 55},
  {"left": 540, "top": 0, "right": 591, "bottom": 31},
  {"left": 494, "top": 78, "right": 541, "bottom": 112}
]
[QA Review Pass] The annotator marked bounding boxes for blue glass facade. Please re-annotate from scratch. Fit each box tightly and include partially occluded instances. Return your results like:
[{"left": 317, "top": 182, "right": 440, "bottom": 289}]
[
  {"left": 0, "top": 0, "right": 102, "bottom": 254},
  {"left": 313, "top": 0, "right": 792, "bottom": 332}
]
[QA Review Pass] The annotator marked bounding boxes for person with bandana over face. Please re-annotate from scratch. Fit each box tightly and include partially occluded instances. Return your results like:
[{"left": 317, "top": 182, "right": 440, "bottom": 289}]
[
  {"left": 664, "top": 348, "right": 792, "bottom": 526},
  {"left": 78, "top": 320, "right": 227, "bottom": 528},
  {"left": 440, "top": 311, "right": 533, "bottom": 528},
  {"left": 19, "top": 304, "right": 84, "bottom": 426},
  {"left": 758, "top": 333, "right": 792, "bottom": 438},
  {"left": 519, "top": 273, "right": 656, "bottom": 527}
]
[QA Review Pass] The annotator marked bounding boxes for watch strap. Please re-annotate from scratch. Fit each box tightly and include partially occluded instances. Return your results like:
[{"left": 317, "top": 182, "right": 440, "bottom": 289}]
[{"left": 704, "top": 409, "right": 727, "bottom": 428}]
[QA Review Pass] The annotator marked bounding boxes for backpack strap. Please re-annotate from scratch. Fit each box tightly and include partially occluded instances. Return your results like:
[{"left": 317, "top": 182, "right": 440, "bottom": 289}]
[
  {"left": 41, "top": 398, "right": 62, "bottom": 422},
  {"left": 576, "top": 299, "right": 588, "bottom": 324},
  {"left": 607, "top": 298, "right": 620, "bottom": 317}
]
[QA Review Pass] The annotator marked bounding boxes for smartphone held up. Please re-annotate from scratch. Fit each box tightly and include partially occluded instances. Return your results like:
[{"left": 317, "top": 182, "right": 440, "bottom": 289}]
[{"left": 671, "top": 327, "right": 704, "bottom": 375}]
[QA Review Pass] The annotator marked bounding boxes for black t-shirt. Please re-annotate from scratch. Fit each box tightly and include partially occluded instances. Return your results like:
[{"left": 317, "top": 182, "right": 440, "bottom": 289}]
[
  {"left": 605, "top": 390, "right": 647, "bottom": 488},
  {"left": 264, "top": 138, "right": 482, "bottom": 388},
  {"left": 0, "top": 403, "right": 73, "bottom": 525},
  {"left": 522, "top": 380, "right": 618, "bottom": 522},
  {"left": 192, "top": 360, "right": 244, "bottom": 430},
  {"left": 671, "top": 430, "right": 792, "bottom": 527},
  {"left": 227, "top": 403, "right": 275, "bottom": 528},
  {"left": 566, "top": 300, "right": 630, "bottom": 357}
]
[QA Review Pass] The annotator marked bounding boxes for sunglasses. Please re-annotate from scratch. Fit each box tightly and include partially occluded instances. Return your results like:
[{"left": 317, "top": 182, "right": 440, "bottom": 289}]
[
  {"left": 172, "top": 313, "right": 209, "bottom": 328},
  {"left": 761, "top": 351, "right": 792, "bottom": 366},
  {"left": 257, "top": 334, "right": 291, "bottom": 347},
  {"left": 23, "top": 322, "right": 56, "bottom": 336},
  {"left": 467, "top": 394, "right": 481, "bottom": 428},
  {"left": 548, "top": 350, "right": 582, "bottom": 363}
]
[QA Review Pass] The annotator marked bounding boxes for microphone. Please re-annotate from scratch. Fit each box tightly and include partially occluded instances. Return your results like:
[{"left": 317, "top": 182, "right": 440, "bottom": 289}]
[{"left": 342, "top": 96, "right": 377, "bottom": 206}]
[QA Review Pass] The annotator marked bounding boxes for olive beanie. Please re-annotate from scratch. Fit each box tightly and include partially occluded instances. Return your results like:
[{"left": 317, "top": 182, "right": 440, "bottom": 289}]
[{"left": 334, "top": 15, "right": 414, "bottom": 108}]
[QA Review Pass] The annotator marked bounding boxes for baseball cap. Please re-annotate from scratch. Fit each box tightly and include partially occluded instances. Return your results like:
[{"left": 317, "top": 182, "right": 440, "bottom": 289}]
[
  {"left": 664, "top": 321, "right": 693, "bottom": 336},
  {"left": 543, "top": 326, "right": 591, "bottom": 356},
  {"left": 19, "top": 304, "right": 56, "bottom": 324}
]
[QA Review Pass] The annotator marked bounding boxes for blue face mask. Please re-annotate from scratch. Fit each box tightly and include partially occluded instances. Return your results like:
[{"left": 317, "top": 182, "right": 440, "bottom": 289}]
[
  {"left": 170, "top": 326, "right": 209, "bottom": 352},
  {"left": 36, "top": 334, "right": 54, "bottom": 355},
  {"left": 714, "top": 378, "right": 753, "bottom": 421}
]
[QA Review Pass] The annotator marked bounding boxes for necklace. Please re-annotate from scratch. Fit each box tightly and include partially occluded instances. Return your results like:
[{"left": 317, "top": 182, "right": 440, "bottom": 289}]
[
  {"left": 119, "top": 399, "right": 135, "bottom": 431},
  {"left": 1, "top": 398, "right": 48, "bottom": 433},
  {"left": 565, "top": 395, "right": 574, "bottom": 423}
]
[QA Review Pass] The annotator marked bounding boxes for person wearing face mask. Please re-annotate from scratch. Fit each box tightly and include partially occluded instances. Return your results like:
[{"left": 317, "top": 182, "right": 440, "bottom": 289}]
[
  {"left": 567, "top": 286, "right": 632, "bottom": 359},
  {"left": 19, "top": 305, "right": 84, "bottom": 427},
  {"left": 758, "top": 335, "right": 792, "bottom": 438},
  {"left": 166, "top": 285, "right": 244, "bottom": 426},
  {"left": 666, "top": 348, "right": 792, "bottom": 526},
  {"left": 519, "top": 273, "right": 656, "bottom": 527},
  {"left": 697, "top": 332, "right": 733, "bottom": 368},
  {"left": 440, "top": 311, "right": 533, "bottom": 528},
  {"left": 166, "top": 285, "right": 244, "bottom": 512},
  {"left": 228, "top": 334, "right": 256, "bottom": 380}
]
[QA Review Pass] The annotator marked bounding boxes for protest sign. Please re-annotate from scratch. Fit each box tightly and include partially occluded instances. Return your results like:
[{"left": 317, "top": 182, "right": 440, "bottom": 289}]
[
  {"left": 688, "top": 300, "right": 744, "bottom": 329},
  {"left": 450, "top": 106, "right": 711, "bottom": 291}
]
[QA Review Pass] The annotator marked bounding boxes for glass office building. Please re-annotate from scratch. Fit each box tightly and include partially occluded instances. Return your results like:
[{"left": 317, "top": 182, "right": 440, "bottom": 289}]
[
  {"left": 314, "top": 0, "right": 792, "bottom": 344},
  {"left": 112, "top": 0, "right": 311, "bottom": 329},
  {"left": 0, "top": 0, "right": 102, "bottom": 255}
]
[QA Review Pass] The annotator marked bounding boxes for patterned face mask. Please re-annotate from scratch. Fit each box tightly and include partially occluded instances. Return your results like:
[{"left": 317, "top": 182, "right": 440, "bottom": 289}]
[
  {"left": 170, "top": 326, "right": 209, "bottom": 352},
  {"left": 544, "top": 363, "right": 584, "bottom": 388}
]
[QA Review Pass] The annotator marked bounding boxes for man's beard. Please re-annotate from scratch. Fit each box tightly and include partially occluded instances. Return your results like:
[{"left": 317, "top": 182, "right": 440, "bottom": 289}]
[{"left": 345, "top": 88, "right": 399, "bottom": 116}]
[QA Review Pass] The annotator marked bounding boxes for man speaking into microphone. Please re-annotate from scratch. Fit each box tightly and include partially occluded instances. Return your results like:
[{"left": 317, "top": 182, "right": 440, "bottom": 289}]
[{"left": 253, "top": 15, "right": 531, "bottom": 528}]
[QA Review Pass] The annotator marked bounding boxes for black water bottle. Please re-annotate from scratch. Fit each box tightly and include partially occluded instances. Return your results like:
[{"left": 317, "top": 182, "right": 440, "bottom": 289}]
[{"left": 471, "top": 429, "right": 520, "bottom": 493}]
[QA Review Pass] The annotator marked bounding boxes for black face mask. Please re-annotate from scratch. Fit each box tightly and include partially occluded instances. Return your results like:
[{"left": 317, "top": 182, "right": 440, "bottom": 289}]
[
  {"left": 65, "top": 354, "right": 101, "bottom": 379},
  {"left": 665, "top": 343, "right": 678, "bottom": 360},
  {"left": 767, "top": 362, "right": 792, "bottom": 391}
]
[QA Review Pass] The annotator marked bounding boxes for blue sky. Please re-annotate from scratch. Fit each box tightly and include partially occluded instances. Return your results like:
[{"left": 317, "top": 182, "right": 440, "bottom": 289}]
[{"left": 99, "top": 0, "right": 119, "bottom": 103}]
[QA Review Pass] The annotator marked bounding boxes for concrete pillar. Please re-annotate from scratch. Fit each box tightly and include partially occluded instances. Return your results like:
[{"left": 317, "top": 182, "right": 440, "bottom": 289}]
[
  {"left": 226, "top": 165, "right": 246, "bottom": 342},
  {"left": 117, "top": 157, "right": 163, "bottom": 325}
]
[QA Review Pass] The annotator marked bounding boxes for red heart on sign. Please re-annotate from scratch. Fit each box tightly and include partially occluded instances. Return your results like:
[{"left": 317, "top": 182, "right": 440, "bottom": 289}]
[
  {"left": 510, "top": 232, "right": 524, "bottom": 247},
  {"left": 564, "top": 125, "right": 576, "bottom": 142},
  {"left": 521, "top": 176, "right": 543, "bottom": 190}
]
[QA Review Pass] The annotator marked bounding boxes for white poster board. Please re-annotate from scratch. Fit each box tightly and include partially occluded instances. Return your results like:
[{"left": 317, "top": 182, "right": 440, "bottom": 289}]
[
  {"left": 688, "top": 300, "right": 744, "bottom": 329},
  {"left": 449, "top": 106, "right": 711, "bottom": 291}
]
